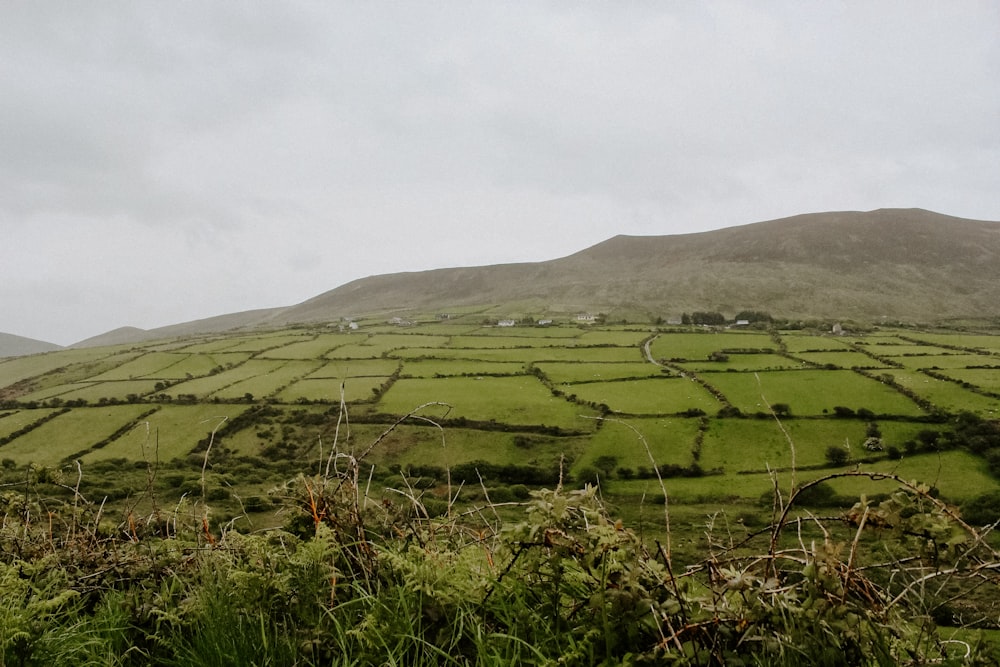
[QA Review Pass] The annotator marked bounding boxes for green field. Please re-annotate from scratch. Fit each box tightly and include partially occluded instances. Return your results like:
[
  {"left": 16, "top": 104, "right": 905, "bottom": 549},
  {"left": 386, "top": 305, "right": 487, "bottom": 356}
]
[
  {"left": 305, "top": 358, "right": 402, "bottom": 378},
  {"left": 82, "top": 404, "right": 250, "bottom": 463},
  {"left": 376, "top": 376, "right": 596, "bottom": 430},
  {"left": 256, "top": 334, "right": 355, "bottom": 359},
  {"left": 674, "top": 353, "right": 807, "bottom": 372},
  {"left": 858, "top": 343, "right": 957, "bottom": 357},
  {"left": 567, "top": 377, "right": 721, "bottom": 415},
  {"left": 3, "top": 324, "right": 1000, "bottom": 664},
  {"left": 789, "top": 350, "right": 891, "bottom": 369},
  {"left": 277, "top": 376, "right": 389, "bottom": 403},
  {"left": 210, "top": 360, "right": 324, "bottom": 400},
  {"left": 391, "top": 345, "right": 644, "bottom": 363},
  {"left": 649, "top": 332, "right": 777, "bottom": 360},
  {"left": 2, "top": 321, "right": 999, "bottom": 521},
  {"left": 703, "top": 369, "right": 926, "bottom": 416},
  {"left": 889, "top": 369, "right": 1000, "bottom": 415},
  {"left": 0, "top": 405, "right": 154, "bottom": 465},
  {"left": 933, "top": 367, "right": 1000, "bottom": 393},
  {"left": 779, "top": 334, "right": 854, "bottom": 352},
  {"left": 400, "top": 359, "right": 526, "bottom": 378},
  {"left": 576, "top": 416, "right": 702, "bottom": 470},
  {"left": 901, "top": 331, "right": 1000, "bottom": 353},
  {"left": 534, "top": 361, "right": 666, "bottom": 383},
  {"left": 892, "top": 353, "right": 1000, "bottom": 370}
]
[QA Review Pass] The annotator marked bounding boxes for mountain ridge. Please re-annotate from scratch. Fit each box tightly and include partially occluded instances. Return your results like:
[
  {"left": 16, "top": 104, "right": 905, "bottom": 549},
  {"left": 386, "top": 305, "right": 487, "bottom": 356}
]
[{"left": 61, "top": 208, "right": 1000, "bottom": 348}]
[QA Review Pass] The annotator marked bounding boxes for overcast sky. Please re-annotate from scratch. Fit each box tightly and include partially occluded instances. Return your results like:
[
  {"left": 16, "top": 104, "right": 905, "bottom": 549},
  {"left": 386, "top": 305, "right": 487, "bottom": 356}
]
[{"left": 2, "top": 2, "right": 998, "bottom": 345}]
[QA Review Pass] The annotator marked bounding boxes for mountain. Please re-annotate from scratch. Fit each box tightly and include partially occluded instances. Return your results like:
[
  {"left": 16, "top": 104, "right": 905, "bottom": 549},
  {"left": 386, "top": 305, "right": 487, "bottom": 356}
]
[
  {"left": 70, "top": 308, "right": 287, "bottom": 348},
  {"left": 73, "top": 208, "right": 1000, "bottom": 346},
  {"left": 0, "top": 332, "right": 63, "bottom": 358},
  {"left": 276, "top": 208, "right": 1000, "bottom": 324}
]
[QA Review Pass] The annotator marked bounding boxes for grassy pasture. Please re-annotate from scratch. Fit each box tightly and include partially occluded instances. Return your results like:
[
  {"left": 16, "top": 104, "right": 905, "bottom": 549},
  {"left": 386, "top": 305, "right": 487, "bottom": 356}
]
[
  {"left": 698, "top": 419, "right": 928, "bottom": 472},
  {"left": 447, "top": 335, "right": 570, "bottom": 349},
  {"left": 606, "top": 472, "right": 778, "bottom": 504},
  {"left": 390, "top": 346, "right": 644, "bottom": 363},
  {"left": 649, "top": 332, "right": 776, "bottom": 361},
  {"left": 363, "top": 333, "right": 451, "bottom": 352},
  {"left": 305, "top": 358, "right": 401, "bottom": 379},
  {"left": 1, "top": 351, "right": 144, "bottom": 397},
  {"left": 256, "top": 334, "right": 355, "bottom": 359},
  {"left": 575, "top": 330, "right": 651, "bottom": 346},
  {"left": 210, "top": 360, "right": 325, "bottom": 400},
  {"left": 566, "top": 377, "right": 721, "bottom": 415},
  {"left": 161, "top": 359, "right": 288, "bottom": 399},
  {"left": 18, "top": 382, "right": 100, "bottom": 402},
  {"left": 933, "top": 368, "right": 1000, "bottom": 393},
  {"left": 323, "top": 342, "right": 384, "bottom": 358},
  {"left": 0, "top": 405, "right": 153, "bottom": 465},
  {"left": 674, "top": 353, "right": 807, "bottom": 372},
  {"left": 172, "top": 337, "right": 250, "bottom": 353},
  {"left": 52, "top": 380, "right": 162, "bottom": 402},
  {"left": 887, "top": 353, "right": 998, "bottom": 370},
  {"left": 859, "top": 344, "right": 957, "bottom": 357},
  {"left": 822, "top": 450, "right": 1000, "bottom": 502},
  {"left": 3, "top": 323, "right": 999, "bottom": 533},
  {"left": 277, "top": 376, "right": 388, "bottom": 404},
  {"left": 464, "top": 325, "right": 584, "bottom": 338},
  {"left": 901, "top": 332, "right": 1000, "bottom": 352},
  {"left": 1, "top": 347, "right": 125, "bottom": 387},
  {"left": 789, "top": 350, "right": 892, "bottom": 369},
  {"left": 703, "top": 369, "right": 926, "bottom": 416},
  {"left": 576, "top": 416, "right": 701, "bottom": 470},
  {"left": 82, "top": 404, "right": 249, "bottom": 463},
  {"left": 148, "top": 351, "right": 254, "bottom": 379},
  {"left": 607, "top": 449, "right": 1000, "bottom": 505},
  {"left": 355, "top": 424, "right": 581, "bottom": 473},
  {"left": 778, "top": 334, "right": 854, "bottom": 352},
  {"left": 376, "top": 376, "right": 595, "bottom": 430},
  {"left": 888, "top": 369, "right": 1000, "bottom": 415},
  {"left": 399, "top": 359, "right": 526, "bottom": 378},
  {"left": 85, "top": 352, "right": 191, "bottom": 380},
  {"left": 0, "top": 408, "right": 60, "bottom": 440},
  {"left": 384, "top": 322, "right": 482, "bottom": 335},
  {"left": 217, "top": 333, "right": 315, "bottom": 353},
  {"left": 534, "top": 361, "right": 666, "bottom": 383},
  {"left": 698, "top": 418, "right": 865, "bottom": 472}
]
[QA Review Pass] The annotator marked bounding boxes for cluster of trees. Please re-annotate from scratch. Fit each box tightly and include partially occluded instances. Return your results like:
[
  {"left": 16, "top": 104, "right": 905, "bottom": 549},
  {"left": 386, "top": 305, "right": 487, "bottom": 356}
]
[
  {"left": 682, "top": 311, "right": 727, "bottom": 325},
  {"left": 679, "top": 311, "right": 773, "bottom": 326}
]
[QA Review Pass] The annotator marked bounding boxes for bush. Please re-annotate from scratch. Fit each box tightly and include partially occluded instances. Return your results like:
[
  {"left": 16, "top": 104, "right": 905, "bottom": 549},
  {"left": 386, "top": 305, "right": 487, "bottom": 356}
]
[
  {"left": 825, "top": 445, "right": 849, "bottom": 466},
  {"left": 963, "top": 491, "right": 1000, "bottom": 526}
]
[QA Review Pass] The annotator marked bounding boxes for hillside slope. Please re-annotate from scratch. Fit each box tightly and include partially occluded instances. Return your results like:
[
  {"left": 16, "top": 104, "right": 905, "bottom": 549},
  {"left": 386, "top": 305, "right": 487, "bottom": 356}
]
[
  {"left": 279, "top": 208, "right": 1000, "bottom": 323},
  {"left": 0, "top": 332, "right": 62, "bottom": 358}
]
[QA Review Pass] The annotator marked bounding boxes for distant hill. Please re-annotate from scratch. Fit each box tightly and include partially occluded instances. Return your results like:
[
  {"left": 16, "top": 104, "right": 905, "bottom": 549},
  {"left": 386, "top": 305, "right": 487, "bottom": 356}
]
[
  {"left": 277, "top": 208, "right": 1000, "bottom": 325},
  {"left": 74, "top": 208, "right": 1000, "bottom": 345},
  {"left": 71, "top": 308, "right": 288, "bottom": 348},
  {"left": 0, "top": 332, "right": 62, "bottom": 358}
]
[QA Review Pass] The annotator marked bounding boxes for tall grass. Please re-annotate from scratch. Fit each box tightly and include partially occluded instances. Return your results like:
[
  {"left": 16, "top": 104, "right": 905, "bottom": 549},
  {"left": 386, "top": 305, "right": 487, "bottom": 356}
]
[{"left": 1, "top": 404, "right": 999, "bottom": 666}]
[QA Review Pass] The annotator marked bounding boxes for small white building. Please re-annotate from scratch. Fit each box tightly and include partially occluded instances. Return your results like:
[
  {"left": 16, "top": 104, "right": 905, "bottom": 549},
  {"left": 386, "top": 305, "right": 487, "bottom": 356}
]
[
  {"left": 576, "top": 313, "right": 596, "bottom": 322},
  {"left": 497, "top": 319, "right": 517, "bottom": 327}
]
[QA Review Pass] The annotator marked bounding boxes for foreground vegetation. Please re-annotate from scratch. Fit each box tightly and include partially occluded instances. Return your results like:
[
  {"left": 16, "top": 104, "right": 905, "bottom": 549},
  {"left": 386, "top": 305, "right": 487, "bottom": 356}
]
[
  {"left": 2, "top": 434, "right": 999, "bottom": 665},
  {"left": 3, "top": 314, "right": 1000, "bottom": 663}
]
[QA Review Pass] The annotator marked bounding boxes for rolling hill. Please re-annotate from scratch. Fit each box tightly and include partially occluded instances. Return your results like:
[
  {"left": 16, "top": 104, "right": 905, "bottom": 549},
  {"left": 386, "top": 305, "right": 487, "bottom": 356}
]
[
  {"left": 0, "top": 332, "right": 62, "bottom": 358},
  {"left": 74, "top": 208, "right": 1000, "bottom": 346},
  {"left": 276, "top": 208, "right": 1000, "bottom": 325}
]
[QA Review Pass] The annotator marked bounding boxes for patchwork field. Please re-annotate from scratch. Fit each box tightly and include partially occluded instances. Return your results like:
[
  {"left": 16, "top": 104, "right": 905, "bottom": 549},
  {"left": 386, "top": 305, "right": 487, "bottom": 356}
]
[{"left": 2, "top": 320, "right": 999, "bottom": 522}]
